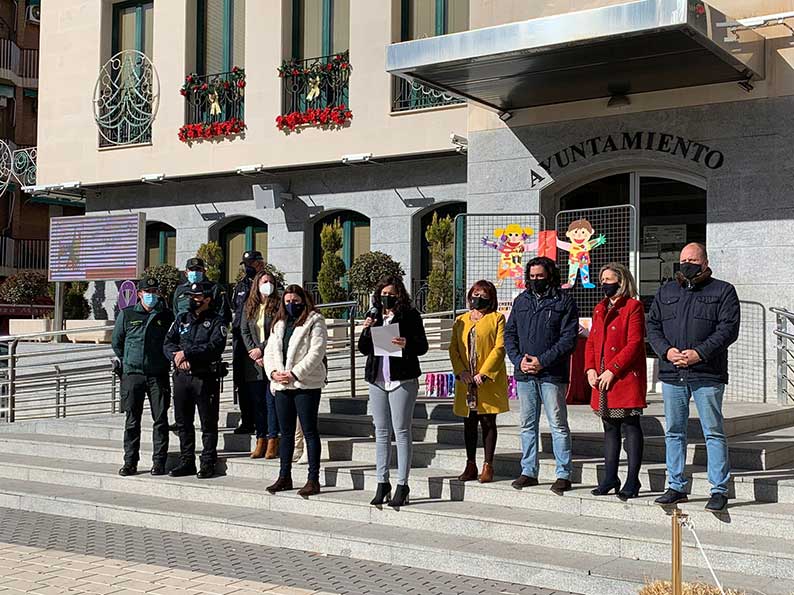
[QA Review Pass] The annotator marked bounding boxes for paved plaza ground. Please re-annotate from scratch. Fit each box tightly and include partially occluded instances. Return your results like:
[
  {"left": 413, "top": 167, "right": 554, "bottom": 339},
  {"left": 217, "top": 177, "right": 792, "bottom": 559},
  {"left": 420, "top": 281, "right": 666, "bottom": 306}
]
[{"left": 0, "top": 508, "right": 575, "bottom": 595}]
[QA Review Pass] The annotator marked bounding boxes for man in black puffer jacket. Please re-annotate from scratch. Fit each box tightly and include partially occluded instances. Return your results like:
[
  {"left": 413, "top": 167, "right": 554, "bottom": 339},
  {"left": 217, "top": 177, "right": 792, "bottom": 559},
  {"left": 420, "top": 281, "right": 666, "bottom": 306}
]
[
  {"left": 647, "top": 242, "right": 740, "bottom": 512},
  {"left": 505, "top": 257, "right": 579, "bottom": 495}
]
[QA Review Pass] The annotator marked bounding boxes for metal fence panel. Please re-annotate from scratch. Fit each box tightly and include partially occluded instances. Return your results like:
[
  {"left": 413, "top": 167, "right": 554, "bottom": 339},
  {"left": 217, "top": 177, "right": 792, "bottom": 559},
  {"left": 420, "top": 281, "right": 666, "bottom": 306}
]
[
  {"left": 453, "top": 213, "right": 546, "bottom": 314},
  {"left": 725, "top": 301, "right": 767, "bottom": 403},
  {"left": 555, "top": 204, "right": 637, "bottom": 321}
]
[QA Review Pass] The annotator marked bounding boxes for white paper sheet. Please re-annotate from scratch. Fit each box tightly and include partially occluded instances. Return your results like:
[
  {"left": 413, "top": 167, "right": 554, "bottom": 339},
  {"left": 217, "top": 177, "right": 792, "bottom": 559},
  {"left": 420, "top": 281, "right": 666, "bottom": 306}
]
[{"left": 371, "top": 324, "right": 402, "bottom": 358}]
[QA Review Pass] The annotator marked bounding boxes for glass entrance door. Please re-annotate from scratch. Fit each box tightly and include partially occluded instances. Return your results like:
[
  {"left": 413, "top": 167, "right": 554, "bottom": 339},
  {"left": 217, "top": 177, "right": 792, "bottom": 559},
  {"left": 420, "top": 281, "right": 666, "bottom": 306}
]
[{"left": 559, "top": 172, "right": 706, "bottom": 305}]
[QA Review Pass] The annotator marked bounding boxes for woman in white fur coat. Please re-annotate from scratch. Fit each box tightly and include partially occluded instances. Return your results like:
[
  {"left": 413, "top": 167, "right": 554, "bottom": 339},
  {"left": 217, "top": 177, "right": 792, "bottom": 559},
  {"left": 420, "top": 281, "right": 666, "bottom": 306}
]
[{"left": 263, "top": 284, "right": 327, "bottom": 497}]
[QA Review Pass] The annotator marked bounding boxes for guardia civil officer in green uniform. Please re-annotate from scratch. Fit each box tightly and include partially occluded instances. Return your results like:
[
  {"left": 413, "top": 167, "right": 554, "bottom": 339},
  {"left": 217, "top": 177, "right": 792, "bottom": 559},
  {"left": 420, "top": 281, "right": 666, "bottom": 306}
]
[
  {"left": 164, "top": 280, "right": 228, "bottom": 479},
  {"left": 112, "top": 277, "right": 175, "bottom": 477},
  {"left": 172, "top": 257, "right": 232, "bottom": 323}
]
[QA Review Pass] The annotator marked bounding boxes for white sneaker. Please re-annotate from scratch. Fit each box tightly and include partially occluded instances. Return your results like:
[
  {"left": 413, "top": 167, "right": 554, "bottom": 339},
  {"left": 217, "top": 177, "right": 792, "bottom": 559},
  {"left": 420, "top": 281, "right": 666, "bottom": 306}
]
[{"left": 298, "top": 450, "right": 309, "bottom": 465}]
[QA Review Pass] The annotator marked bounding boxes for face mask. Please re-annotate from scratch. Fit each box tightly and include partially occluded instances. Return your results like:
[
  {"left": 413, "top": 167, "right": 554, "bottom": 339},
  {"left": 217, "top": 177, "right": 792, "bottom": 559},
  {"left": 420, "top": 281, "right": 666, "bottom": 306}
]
[
  {"left": 285, "top": 302, "right": 304, "bottom": 318},
  {"left": 259, "top": 282, "right": 274, "bottom": 297},
  {"left": 187, "top": 270, "right": 203, "bottom": 283},
  {"left": 471, "top": 296, "right": 490, "bottom": 311},
  {"left": 381, "top": 295, "right": 397, "bottom": 310},
  {"left": 141, "top": 293, "right": 158, "bottom": 308},
  {"left": 602, "top": 282, "right": 620, "bottom": 298},
  {"left": 529, "top": 278, "right": 549, "bottom": 295},
  {"left": 188, "top": 298, "right": 204, "bottom": 312},
  {"left": 679, "top": 262, "right": 702, "bottom": 280},
  {"left": 244, "top": 265, "right": 257, "bottom": 279}
]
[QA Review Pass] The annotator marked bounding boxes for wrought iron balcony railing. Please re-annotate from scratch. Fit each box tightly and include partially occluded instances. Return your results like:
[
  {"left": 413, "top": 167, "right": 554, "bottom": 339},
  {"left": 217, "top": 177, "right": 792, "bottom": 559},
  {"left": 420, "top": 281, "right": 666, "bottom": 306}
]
[
  {"left": 20, "top": 48, "right": 38, "bottom": 83},
  {"left": 183, "top": 69, "right": 245, "bottom": 127},
  {"left": 0, "top": 237, "right": 48, "bottom": 273},
  {"left": 93, "top": 50, "right": 160, "bottom": 147},
  {"left": 392, "top": 77, "right": 464, "bottom": 112},
  {"left": 280, "top": 52, "right": 350, "bottom": 114}
]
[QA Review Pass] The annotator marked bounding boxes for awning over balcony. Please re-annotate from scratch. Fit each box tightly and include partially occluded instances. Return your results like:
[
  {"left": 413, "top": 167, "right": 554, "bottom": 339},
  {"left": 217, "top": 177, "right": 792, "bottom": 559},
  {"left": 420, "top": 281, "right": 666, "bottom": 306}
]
[{"left": 385, "top": 0, "right": 765, "bottom": 112}]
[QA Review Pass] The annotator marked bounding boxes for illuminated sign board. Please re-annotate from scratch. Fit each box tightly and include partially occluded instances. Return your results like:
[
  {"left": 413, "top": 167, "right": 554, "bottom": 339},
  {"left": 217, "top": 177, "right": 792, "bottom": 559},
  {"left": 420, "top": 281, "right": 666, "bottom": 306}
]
[{"left": 48, "top": 213, "right": 145, "bottom": 282}]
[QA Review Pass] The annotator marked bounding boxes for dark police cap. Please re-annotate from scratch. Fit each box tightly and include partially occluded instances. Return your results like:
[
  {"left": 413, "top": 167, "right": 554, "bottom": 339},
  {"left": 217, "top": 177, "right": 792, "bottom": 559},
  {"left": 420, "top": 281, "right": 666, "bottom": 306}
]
[
  {"left": 137, "top": 277, "right": 160, "bottom": 291},
  {"left": 185, "top": 281, "right": 214, "bottom": 296},
  {"left": 185, "top": 257, "right": 206, "bottom": 270},
  {"left": 240, "top": 250, "right": 264, "bottom": 264}
]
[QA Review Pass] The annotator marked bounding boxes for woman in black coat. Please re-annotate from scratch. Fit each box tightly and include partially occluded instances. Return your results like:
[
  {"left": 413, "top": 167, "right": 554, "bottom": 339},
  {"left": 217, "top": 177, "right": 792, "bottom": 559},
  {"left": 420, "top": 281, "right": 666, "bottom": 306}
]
[
  {"left": 358, "top": 276, "right": 428, "bottom": 507},
  {"left": 240, "top": 271, "right": 281, "bottom": 459}
]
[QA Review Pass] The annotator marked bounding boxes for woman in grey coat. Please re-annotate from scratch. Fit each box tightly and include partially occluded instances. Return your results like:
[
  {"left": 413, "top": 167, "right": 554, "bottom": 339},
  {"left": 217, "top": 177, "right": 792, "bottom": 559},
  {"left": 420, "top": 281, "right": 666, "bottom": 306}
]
[{"left": 240, "top": 271, "right": 281, "bottom": 458}]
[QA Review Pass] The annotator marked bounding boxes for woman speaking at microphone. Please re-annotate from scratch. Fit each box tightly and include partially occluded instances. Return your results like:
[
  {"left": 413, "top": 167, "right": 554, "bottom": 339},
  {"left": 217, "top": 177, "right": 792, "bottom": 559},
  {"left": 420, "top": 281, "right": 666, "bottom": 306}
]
[{"left": 358, "top": 276, "right": 428, "bottom": 507}]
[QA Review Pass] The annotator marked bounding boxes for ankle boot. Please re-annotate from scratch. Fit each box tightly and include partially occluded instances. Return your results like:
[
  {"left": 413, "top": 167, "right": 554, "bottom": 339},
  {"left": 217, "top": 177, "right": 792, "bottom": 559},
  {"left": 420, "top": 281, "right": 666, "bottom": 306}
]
[
  {"left": 297, "top": 479, "right": 321, "bottom": 498},
  {"left": 370, "top": 482, "right": 392, "bottom": 506},
  {"left": 265, "top": 437, "right": 279, "bottom": 459},
  {"left": 266, "top": 476, "right": 293, "bottom": 494},
  {"left": 388, "top": 484, "right": 410, "bottom": 508},
  {"left": 478, "top": 462, "right": 494, "bottom": 484},
  {"left": 250, "top": 438, "right": 267, "bottom": 459},
  {"left": 457, "top": 460, "right": 478, "bottom": 482}
]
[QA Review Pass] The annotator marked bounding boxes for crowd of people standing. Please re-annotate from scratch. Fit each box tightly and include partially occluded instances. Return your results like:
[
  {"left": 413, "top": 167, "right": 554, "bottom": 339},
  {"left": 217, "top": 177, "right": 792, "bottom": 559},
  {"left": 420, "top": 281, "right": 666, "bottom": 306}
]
[{"left": 112, "top": 242, "right": 740, "bottom": 511}]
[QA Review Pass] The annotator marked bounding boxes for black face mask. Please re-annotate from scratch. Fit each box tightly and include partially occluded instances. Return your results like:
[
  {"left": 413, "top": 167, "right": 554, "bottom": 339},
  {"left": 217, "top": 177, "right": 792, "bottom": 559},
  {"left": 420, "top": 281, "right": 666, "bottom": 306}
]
[
  {"left": 244, "top": 265, "right": 257, "bottom": 279},
  {"left": 602, "top": 282, "right": 620, "bottom": 298},
  {"left": 471, "top": 296, "right": 490, "bottom": 311},
  {"left": 679, "top": 262, "right": 702, "bottom": 280},
  {"left": 381, "top": 295, "right": 397, "bottom": 310},
  {"left": 285, "top": 302, "right": 304, "bottom": 318},
  {"left": 528, "top": 278, "right": 549, "bottom": 295}
]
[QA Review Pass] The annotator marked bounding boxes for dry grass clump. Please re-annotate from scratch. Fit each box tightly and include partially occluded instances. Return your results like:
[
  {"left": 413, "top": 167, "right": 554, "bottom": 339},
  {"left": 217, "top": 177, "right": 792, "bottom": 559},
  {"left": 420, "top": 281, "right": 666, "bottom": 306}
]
[{"left": 639, "top": 581, "right": 745, "bottom": 595}]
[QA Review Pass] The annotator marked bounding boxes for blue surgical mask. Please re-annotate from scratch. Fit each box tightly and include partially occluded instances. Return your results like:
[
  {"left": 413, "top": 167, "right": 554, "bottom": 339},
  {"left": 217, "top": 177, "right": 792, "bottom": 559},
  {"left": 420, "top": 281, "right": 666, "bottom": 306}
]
[
  {"left": 142, "top": 293, "right": 158, "bottom": 308},
  {"left": 187, "top": 270, "right": 203, "bottom": 283}
]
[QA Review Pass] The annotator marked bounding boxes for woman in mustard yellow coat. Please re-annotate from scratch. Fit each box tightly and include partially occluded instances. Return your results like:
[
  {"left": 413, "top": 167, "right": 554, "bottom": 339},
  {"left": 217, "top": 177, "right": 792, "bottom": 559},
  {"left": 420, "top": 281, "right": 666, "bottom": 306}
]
[{"left": 449, "top": 280, "right": 509, "bottom": 483}]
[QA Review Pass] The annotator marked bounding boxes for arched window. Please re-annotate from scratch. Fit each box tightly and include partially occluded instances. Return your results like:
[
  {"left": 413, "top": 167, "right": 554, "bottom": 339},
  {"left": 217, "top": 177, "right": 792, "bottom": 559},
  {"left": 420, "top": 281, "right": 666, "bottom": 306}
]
[
  {"left": 218, "top": 217, "right": 267, "bottom": 284},
  {"left": 311, "top": 210, "right": 369, "bottom": 280},
  {"left": 144, "top": 222, "right": 176, "bottom": 268}
]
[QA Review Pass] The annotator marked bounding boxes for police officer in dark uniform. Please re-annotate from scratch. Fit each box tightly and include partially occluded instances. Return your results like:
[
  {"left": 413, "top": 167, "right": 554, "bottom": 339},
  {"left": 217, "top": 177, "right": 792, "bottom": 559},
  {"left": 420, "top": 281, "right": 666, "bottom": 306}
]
[
  {"left": 173, "top": 257, "right": 232, "bottom": 323},
  {"left": 163, "top": 281, "right": 228, "bottom": 479},
  {"left": 231, "top": 250, "right": 265, "bottom": 434},
  {"left": 112, "top": 278, "right": 175, "bottom": 477}
]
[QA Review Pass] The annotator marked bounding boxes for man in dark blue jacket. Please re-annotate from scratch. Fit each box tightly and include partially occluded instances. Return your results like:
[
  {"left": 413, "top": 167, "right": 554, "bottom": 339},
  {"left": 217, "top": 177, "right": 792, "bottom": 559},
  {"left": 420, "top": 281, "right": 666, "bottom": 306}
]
[
  {"left": 505, "top": 257, "right": 579, "bottom": 495},
  {"left": 647, "top": 243, "right": 740, "bottom": 512}
]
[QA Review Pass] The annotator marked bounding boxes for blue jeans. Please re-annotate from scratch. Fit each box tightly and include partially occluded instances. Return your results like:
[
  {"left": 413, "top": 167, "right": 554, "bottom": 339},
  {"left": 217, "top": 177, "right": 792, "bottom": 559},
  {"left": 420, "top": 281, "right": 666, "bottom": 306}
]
[
  {"left": 249, "top": 380, "right": 279, "bottom": 439},
  {"left": 517, "top": 380, "right": 572, "bottom": 480},
  {"left": 662, "top": 381, "right": 730, "bottom": 495}
]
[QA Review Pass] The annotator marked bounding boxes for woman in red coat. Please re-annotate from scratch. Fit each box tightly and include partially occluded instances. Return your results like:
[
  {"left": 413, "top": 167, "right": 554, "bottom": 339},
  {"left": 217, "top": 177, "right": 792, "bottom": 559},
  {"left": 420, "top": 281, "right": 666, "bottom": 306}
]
[{"left": 585, "top": 262, "right": 647, "bottom": 500}]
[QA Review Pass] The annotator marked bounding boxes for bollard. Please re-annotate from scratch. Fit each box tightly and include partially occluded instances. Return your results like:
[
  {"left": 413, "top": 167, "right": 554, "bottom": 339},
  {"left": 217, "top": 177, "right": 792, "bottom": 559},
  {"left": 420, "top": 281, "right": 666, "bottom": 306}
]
[{"left": 672, "top": 508, "right": 684, "bottom": 595}]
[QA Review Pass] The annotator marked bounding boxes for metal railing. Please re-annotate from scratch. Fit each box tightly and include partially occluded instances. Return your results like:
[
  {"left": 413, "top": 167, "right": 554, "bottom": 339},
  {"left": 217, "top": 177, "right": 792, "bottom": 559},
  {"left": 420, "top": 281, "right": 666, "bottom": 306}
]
[
  {"left": 0, "top": 301, "right": 361, "bottom": 423},
  {"left": 20, "top": 48, "right": 38, "bottom": 83},
  {"left": 771, "top": 307, "right": 794, "bottom": 405},
  {"left": 281, "top": 52, "right": 350, "bottom": 114},
  {"left": 183, "top": 70, "right": 245, "bottom": 127},
  {"left": 0, "top": 237, "right": 48, "bottom": 272},
  {"left": 392, "top": 77, "right": 464, "bottom": 112}
]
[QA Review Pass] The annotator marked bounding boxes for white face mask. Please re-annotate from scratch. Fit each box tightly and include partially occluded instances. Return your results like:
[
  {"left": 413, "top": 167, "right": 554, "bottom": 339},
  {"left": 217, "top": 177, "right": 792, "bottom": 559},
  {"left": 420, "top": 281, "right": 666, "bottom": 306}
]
[{"left": 259, "top": 282, "right": 274, "bottom": 297}]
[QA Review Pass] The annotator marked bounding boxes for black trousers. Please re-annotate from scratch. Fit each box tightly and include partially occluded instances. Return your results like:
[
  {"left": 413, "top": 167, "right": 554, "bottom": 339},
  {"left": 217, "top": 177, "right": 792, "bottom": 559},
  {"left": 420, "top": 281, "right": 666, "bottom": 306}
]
[
  {"left": 121, "top": 373, "right": 170, "bottom": 466},
  {"left": 173, "top": 372, "right": 220, "bottom": 466},
  {"left": 275, "top": 388, "right": 322, "bottom": 481},
  {"left": 232, "top": 335, "right": 254, "bottom": 430}
]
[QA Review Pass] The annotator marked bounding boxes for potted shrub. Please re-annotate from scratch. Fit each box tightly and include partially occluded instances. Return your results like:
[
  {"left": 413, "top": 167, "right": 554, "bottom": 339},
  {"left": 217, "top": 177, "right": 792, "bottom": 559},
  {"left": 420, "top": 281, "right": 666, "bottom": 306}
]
[
  {"left": 423, "top": 212, "right": 455, "bottom": 349},
  {"left": 3, "top": 271, "right": 53, "bottom": 338},
  {"left": 317, "top": 220, "right": 348, "bottom": 327}
]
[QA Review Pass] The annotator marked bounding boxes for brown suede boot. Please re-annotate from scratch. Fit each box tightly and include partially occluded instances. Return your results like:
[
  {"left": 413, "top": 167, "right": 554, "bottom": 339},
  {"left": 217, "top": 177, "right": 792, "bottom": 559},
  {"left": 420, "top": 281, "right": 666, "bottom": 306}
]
[
  {"left": 265, "top": 437, "right": 279, "bottom": 459},
  {"left": 478, "top": 462, "right": 494, "bottom": 484},
  {"left": 250, "top": 438, "right": 267, "bottom": 459},
  {"left": 297, "top": 479, "right": 321, "bottom": 498},
  {"left": 457, "top": 460, "right": 478, "bottom": 482}
]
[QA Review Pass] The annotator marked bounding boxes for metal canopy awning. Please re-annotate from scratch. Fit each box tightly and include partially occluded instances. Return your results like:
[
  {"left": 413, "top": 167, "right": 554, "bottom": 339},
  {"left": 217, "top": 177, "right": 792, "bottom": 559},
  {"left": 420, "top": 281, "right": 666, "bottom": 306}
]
[{"left": 386, "top": 0, "right": 765, "bottom": 112}]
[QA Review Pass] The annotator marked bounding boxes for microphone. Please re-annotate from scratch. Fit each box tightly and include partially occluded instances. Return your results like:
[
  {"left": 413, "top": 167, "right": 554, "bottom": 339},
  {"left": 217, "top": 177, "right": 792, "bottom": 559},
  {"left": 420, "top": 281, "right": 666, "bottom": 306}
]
[{"left": 366, "top": 306, "right": 380, "bottom": 320}]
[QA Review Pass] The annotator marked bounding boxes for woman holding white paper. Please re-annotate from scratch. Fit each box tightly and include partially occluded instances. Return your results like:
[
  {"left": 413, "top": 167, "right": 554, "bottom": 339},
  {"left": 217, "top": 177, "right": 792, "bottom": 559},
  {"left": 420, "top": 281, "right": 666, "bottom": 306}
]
[{"left": 358, "top": 275, "right": 428, "bottom": 508}]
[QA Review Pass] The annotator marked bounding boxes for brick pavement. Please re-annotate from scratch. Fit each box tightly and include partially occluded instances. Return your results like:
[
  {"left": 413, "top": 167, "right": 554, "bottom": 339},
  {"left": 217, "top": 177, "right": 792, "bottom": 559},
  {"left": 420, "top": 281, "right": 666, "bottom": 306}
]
[{"left": 0, "top": 508, "right": 578, "bottom": 595}]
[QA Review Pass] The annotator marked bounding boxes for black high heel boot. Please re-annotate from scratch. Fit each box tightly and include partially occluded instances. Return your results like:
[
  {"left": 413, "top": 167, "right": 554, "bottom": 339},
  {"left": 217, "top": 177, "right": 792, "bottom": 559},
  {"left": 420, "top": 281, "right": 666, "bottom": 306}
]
[
  {"left": 618, "top": 482, "right": 641, "bottom": 501},
  {"left": 388, "top": 484, "right": 410, "bottom": 508},
  {"left": 370, "top": 482, "right": 392, "bottom": 506},
  {"left": 591, "top": 480, "right": 621, "bottom": 496}
]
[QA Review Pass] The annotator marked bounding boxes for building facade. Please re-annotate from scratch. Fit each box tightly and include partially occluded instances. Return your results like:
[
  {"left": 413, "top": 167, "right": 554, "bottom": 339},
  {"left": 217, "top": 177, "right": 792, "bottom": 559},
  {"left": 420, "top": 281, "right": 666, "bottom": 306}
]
[{"left": 34, "top": 0, "right": 794, "bottom": 400}]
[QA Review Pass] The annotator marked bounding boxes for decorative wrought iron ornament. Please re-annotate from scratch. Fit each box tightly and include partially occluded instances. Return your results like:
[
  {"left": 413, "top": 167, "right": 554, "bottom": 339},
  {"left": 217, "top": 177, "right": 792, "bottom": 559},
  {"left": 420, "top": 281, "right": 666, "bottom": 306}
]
[{"left": 93, "top": 50, "right": 160, "bottom": 146}]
